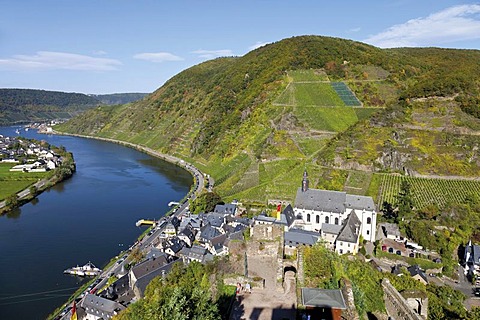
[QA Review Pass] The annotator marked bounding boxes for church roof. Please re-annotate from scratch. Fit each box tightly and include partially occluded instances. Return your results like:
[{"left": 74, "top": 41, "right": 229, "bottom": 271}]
[
  {"left": 346, "top": 194, "right": 376, "bottom": 211},
  {"left": 294, "top": 188, "right": 346, "bottom": 213}
]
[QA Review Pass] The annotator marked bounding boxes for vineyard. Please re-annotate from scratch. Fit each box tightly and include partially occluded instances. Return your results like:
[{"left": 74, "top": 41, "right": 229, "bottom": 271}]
[{"left": 376, "top": 174, "right": 480, "bottom": 210}]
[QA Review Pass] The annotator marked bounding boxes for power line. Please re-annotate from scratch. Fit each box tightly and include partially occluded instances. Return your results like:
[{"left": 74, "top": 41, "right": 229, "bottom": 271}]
[{"left": 0, "top": 286, "right": 79, "bottom": 301}]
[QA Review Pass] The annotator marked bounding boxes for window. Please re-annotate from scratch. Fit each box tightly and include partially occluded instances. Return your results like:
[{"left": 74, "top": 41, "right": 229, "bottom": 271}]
[
  {"left": 367, "top": 217, "right": 372, "bottom": 224},
  {"left": 367, "top": 230, "right": 370, "bottom": 235},
  {"left": 325, "top": 216, "right": 329, "bottom": 224},
  {"left": 335, "top": 217, "right": 339, "bottom": 224},
  {"left": 339, "top": 249, "right": 343, "bottom": 254},
  {"left": 348, "top": 243, "right": 350, "bottom": 247},
  {"left": 316, "top": 215, "right": 319, "bottom": 224},
  {"left": 307, "top": 214, "right": 310, "bottom": 222}
]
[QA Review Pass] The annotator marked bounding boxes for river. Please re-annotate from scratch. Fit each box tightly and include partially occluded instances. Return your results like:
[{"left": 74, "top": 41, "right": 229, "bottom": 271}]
[{"left": 0, "top": 126, "right": 192, "bottom": 320}]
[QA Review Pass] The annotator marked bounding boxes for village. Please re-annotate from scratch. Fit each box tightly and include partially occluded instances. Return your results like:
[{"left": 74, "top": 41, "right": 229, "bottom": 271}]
[
  {"left": 56, "top": 170, "right": 480, "bottom": 320},
  {"left": 0, "top": 131, "right": 64, "bottom": 172}
]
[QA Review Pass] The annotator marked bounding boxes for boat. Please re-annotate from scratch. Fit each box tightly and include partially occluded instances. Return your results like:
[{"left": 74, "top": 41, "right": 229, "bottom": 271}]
[
  {"left": 64, "top": 262, "right": 102, "bottom": 277},
  {"left": 15, "top": 129, "right": 20, "bottom": 134}
]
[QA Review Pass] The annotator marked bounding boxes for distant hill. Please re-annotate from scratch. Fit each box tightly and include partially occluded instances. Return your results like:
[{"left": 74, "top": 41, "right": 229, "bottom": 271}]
[
  {"left": 0, "top": 88, "right": 100, "bottom": 125},
  {"left": 57, "top": 35, "right": 480, "bottom": 206},
  {"left": 89, "top": 93, "right": 149, "bottom": 105}
]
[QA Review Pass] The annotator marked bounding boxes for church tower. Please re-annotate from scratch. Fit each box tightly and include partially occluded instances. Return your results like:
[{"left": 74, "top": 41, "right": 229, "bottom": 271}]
[{"left": 302, "top": 169, "right": 309, "bottom": 192}]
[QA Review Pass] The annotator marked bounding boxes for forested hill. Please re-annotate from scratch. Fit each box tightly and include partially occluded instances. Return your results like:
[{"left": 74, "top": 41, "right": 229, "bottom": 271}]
[
  {"left": 90, "top": 93, "right": 148, "bottom": 105},
  {"left": 0, "top": 88, "right": 100, "bottom": 125},
  {"left": 0, "top": 88, "right": 99, "bottom": 107},
  {"left": 57, "top": 35, "right": 480, "bottom": 204}
]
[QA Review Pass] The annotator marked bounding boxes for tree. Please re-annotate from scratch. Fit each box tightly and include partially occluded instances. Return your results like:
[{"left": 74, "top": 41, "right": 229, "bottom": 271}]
[
  {"left": 190, "top": 192, "right": 223, "bottom": 214},
  {"left": 382, "top": 201, "right": 398, "bottom": 223},
  {"left": 5, "top": 194, "right": 18, "bottom": 208},
  {"left": 396, "top": 180, "right": 413, "bottom": 217}
]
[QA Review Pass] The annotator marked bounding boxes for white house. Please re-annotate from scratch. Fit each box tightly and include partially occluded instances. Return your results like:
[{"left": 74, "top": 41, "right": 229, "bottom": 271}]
[{"left": 293, "top": 170, "right": 377, "bottom": 243}]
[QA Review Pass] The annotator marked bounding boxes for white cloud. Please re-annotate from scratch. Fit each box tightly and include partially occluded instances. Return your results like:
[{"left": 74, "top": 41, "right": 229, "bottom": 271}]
[
  {"left": 133, "top": 52, "right": 183, "bottom": 63},
  {"left": 191, "top": 49, "right": 234, "bottom": 59},
  {"left": 348, "top": 27, "right": 361, "bottom": 33},
  {"left": 0, "top": 51, "right": 121, "bottom": 71},
  {"left": 93, "top": 50, "right": 107, "bottom": 56},
  {"left": 248, "top": 41, "right": 270, "bottom": 51},
  {"left": 364, "top": 4, "right": 480, "bottom": 48}
]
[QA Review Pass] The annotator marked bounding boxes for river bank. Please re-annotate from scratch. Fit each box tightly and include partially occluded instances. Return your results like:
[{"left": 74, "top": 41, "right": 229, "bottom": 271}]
[
  {"left": 0, "top": 126, "right": 193, "bottom": 320},
  {"left": 51, "top": 130, "right": 213, "bottom": 199}
]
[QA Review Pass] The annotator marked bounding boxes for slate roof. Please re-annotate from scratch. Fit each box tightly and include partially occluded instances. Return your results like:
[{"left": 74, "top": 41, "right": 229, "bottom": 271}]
[
  {"left": 284, "top": 229, "right": 319, "bottom": 247},
  {"left": 282, "top": 204, "right": 296, "bottom": 227},
  {"left": 206, "top": 213, "right": 225, "bottom": 228},
  {"left": 82, "top": 293, "right": 125, "bottom": 316},
  {"left": 346, "top": 194, "right": 376, "bottom": 211},
  {"left": 408, "top": 265, "right": 428, "bottom": 283},
  {"left": 473, "top": 245, "right": 480, "bottom": 266},
  {"left": 214, "top": 203, "right": 237, "bottom": 215},
  {"left": 131, "top": 255, "right": 169, "bottom": 280},
  {"left": 295, "top": 188, "right": 346, "bottom": 213},
  {"left": 255, "top": 215, "right": 276, "bottom": 223},
  {"left": 145, "top": 248, "right": 166, "bottom": 260},
  {"left": 336, "top": 211, "right": 361, "bottom": 243},
  {"left": 134, "top": 260, "right": 179, "bottom": 297},
  {"left": 301, "top": 288, "right": 347, "bottom": 309},
  {"left": 199, "top": 224, "right": 221, "bottom": 242},
  {"left": 321, "top": 223, "right": 343, "bottom": 235}
]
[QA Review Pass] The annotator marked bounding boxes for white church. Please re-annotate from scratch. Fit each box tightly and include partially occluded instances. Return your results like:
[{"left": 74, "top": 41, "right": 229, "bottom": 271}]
[{"left": 292, "top": 170, "right": 377, "bottom": 254}]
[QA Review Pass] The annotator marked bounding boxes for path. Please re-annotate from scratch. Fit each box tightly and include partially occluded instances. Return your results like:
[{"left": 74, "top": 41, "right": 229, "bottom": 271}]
[{"left": 230, "top": 243, "right": 296, "bottom": 320}]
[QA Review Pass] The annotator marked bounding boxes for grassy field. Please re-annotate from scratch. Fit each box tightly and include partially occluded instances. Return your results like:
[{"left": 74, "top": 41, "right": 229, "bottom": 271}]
[
  {"left": 288, "top": 69, "right": 329, "bottom": 82},
  {"left": 294, "top": 106, "right": 359, "bottom": 132},
  {"left": 275, "top": 83, "right": 345, "bottom": 107},
  {"left": 0, "top": 163, "right": 48, "bottom": 201}
]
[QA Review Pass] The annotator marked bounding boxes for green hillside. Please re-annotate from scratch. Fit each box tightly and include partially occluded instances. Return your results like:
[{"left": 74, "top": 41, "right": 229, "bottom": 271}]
[
  {"left": 56, "top": 35, "right": 480, "bottom": 207},
  {"left": 0, "top": 88, "right": 101, "bottom": 125}
]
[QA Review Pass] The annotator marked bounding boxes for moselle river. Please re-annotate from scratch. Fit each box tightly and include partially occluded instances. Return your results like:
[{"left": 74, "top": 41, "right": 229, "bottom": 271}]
[{"left": 0, "top": 126, "right": 192, "bottom": 320}]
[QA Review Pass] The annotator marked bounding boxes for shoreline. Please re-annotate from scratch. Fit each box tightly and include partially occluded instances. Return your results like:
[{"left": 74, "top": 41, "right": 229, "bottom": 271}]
[
  {"left": 45, "top": 130, "right": 209, "bottom": 319},
  {"left": 51, "top": 130, "right": 210, "bottom": 197}
]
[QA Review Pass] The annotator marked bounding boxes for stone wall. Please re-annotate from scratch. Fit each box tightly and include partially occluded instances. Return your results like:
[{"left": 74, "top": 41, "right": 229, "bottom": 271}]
[{"left": 382, "top": 278, "right": 426, "bottom": 320}]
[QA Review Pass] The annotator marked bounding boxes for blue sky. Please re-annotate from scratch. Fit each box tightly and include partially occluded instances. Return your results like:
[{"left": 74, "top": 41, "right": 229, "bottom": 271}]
[{"left": 1, "top": 0, "right": 479, "bottom": 94}]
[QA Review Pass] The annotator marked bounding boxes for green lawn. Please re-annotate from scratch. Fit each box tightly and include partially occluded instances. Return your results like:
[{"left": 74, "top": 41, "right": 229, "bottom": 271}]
[
  {"left": 294, "top": 106, "right": 359, "bottom": 132},
  {"left": 288, "top": 69, "right": 329, "bottom": 82},
  {"left": 0, "top": 163, "right": 48, "bottom": 201}
]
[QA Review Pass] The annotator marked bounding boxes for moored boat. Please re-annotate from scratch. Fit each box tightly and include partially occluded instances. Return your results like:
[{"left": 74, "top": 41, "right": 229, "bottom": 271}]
[{"left": 64, "top": 262, "right": 102, "bottom": 277}]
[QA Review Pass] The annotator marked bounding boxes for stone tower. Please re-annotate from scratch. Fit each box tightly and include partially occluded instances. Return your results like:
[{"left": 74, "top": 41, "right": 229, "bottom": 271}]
[{"left": 302, "top": 169, "right": 309, "bottom": 192}]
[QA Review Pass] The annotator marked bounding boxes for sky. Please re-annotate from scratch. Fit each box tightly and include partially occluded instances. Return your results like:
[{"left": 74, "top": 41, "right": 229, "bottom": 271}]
[{"left": 1, "top": 0, "right": 479, "bottom": 94}]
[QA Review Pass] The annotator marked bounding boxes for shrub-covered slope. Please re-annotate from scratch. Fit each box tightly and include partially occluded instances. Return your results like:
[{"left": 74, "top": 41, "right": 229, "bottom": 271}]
[{"left": 57, "top": 35, "right": 480, "bottom": 203}]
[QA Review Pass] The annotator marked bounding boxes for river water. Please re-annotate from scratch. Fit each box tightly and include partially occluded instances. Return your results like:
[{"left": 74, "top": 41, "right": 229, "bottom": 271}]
[{"left": 0, "top": 126, "right": 192, "bottom": 320}]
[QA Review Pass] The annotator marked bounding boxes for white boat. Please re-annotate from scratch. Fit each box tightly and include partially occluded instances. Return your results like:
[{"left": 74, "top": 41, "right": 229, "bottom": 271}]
[{"left": 64, "top": 262, "right": 102, "bottom": 277}]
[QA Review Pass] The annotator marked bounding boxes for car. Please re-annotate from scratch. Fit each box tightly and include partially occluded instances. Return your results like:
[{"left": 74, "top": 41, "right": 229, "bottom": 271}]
[{"left": 474, "top": 288, "right": 480, "bottom": 296}]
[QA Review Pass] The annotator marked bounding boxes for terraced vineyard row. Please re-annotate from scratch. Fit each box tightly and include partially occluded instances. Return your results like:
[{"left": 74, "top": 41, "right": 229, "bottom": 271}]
[{"left": 377, "top": 174, "right": 480, "bottom": 210}]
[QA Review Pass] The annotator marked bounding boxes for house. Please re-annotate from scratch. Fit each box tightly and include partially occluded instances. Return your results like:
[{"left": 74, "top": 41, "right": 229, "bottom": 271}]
[
  {"left": 301, "top": 288, "right": 347, "bottom": 320},
  {"left": 198, "top": 224, "right": 222, "bottom": 243},
  {"left": 163, "top": 237, "right": 185, "bottom": 257},
  {"left": 177, "top": 225, "right": 196, "bottom": 247},
  {"left": 408, "top": 265, "right": 428, "bottom": 285},
  {"left": 207, "top": 233, "right": 228, "bottom": 256},
  {"left": 335, "top": 212, "right": 361, "bottom": 255},
  {"left": 81, "top": 293, "right": 126, "bottom": 320},
  {"left": 464, "top": 240, "right": 480, "bottom": 282},
  {"left": 164, "top": 217, "right": 180, "bottom": 236},
  {"left": 382, "top": 223, "right": 401, "bottom": 240},
  {"left": 293, "top": 170, "right": 376, "bottom": 242},
  {"left": 179, "top": 244, "right": 213, "bottom": 264},
  {"left": 129, "top": 255, "right": 178, "bottom": 299},
  {"left": 284, "top": 228, "right": 320, "bottom": 256},
  {"left": 320, "top": 223, "right": 343, "bottom": 250},
  {"left": 214, "top": 203, "right": 237, "bottom": 216}
]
